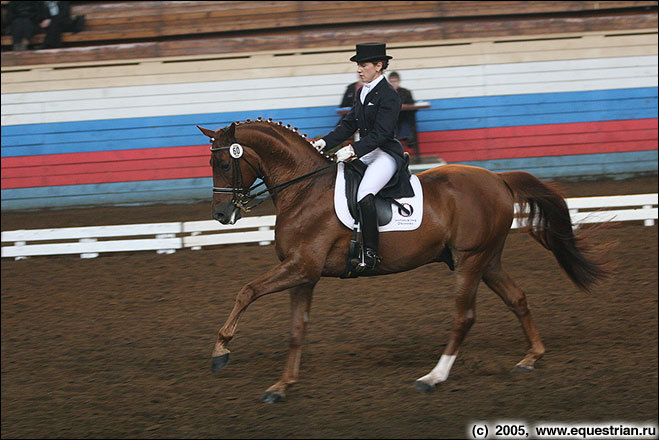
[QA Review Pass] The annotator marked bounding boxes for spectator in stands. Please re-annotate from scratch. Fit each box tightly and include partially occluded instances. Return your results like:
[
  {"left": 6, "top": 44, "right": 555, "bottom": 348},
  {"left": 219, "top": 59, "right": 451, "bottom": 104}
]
[
  {"left": 340, "top": 75, "right": 364, "bottom": 108},
  {"left": 337, "top": 75, "right": 364, "bottom": 124},
  {"left": 388, "top": 71, "right": 418, "bottom": 156},
  {"left": 39, "top": 1, "right": 85, "bottom": 49},
  {"left": 6, "top": 1, "right": 48, "bottom": 51}
]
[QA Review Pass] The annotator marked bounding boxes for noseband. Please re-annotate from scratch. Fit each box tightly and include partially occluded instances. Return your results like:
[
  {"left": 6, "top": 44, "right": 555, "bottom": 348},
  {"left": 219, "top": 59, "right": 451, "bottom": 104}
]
[{"left": 210, "top": 140, "right": 335, "bottom": 213}]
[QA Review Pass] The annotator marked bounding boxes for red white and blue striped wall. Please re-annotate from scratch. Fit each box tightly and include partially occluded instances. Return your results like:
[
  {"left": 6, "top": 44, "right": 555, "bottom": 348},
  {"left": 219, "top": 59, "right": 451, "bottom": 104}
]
[{"left": 2, "top": 32, "right": 657, "bottom": 210}]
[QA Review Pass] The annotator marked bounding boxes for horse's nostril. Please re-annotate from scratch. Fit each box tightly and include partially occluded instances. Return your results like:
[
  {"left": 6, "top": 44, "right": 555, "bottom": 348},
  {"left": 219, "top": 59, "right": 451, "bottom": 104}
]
[{"left": 214, "top": 208, "right": 233, "bottom": 224}]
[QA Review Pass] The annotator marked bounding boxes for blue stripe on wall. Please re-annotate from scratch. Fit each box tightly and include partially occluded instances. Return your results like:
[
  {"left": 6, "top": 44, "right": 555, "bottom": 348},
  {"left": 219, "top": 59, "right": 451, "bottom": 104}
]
[
  {"left": 1, "top": 112, "right": 339, "bottom": 157},
  {"left": 1, "top": 106, "right": 336, "bottom": 135},
  {"left": 2, "top": 87, "right": 657, "bottom": 157},
  {"left": 416, "top": 87, "right": 658, "bottom": 131},
  {"left": 1, "top": 177, "right": 214, "bottom": 210}
]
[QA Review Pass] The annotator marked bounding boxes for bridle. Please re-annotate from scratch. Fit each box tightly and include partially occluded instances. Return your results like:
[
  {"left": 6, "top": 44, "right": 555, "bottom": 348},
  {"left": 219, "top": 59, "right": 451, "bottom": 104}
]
[
  {"left": 210, "top": 141, "right": 264, "bottom": 212},
  {"left": 209, "top": 139, "right": 335, "bottom": 213}
]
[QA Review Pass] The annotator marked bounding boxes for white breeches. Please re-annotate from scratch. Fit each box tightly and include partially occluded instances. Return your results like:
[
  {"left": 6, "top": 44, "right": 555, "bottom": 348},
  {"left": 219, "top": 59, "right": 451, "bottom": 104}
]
[{"left": 357, "top": 148, "right": 397, "bottom": 201}]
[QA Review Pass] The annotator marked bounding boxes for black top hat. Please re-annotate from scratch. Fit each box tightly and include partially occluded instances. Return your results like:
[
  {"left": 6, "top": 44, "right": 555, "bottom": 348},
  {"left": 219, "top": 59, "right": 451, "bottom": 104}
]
[{"left": 349, "top": 42, "right": 393, "bottom": 63}]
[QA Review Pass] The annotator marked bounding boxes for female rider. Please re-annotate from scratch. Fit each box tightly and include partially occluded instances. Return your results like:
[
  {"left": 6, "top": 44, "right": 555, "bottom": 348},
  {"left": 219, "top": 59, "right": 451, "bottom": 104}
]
[{"left": 312, "top": 42, "right": 414, "bottom": 271}]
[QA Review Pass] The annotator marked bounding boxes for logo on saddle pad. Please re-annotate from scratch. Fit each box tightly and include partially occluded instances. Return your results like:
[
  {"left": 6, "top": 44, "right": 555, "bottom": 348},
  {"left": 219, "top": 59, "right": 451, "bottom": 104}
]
[
  {"left": 334, "top": 163, "right": 423, "bottom": 232},
  {"left": 398, "top": 203, "right": 413, "bottom": 217}
]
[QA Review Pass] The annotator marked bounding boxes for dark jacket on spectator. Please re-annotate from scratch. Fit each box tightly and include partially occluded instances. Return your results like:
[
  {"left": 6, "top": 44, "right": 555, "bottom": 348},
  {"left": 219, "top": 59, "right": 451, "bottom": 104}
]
[
  {"left": 396, "top": 86, "right": 414, "bottom": 105},
  {"left": 395, "top": 86, "right": 417, "bottom": 140},
  {"left": 6, "top": 1, "right": 49, "bottom": 48},
  {"left": 340, "top": 82, "right": 360, "bottom": 108},
  {"left": 7, "top": 1, "right": 48, "bottom": 23}
]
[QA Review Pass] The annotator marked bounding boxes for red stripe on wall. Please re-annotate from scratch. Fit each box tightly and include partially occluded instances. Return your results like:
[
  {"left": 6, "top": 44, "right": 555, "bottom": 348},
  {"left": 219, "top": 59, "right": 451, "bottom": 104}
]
[
  {"left": 2, "top": 145, "right": 209, "bottom": 168},
  {"left": 3, "top": 119, "right": 657, "bottom": 189},
  {"left": 417, "top": 119, "right": 658, "bottom": 161},
  {"left": 1, "top": 146, "right": 212, "bottom": 189},
  {"left": 2, "top": 156, "right": 209, "bottom": 179},
  {"left": 3, "top": 167, "right": 213, "bottom": 189},
  {"left": 418, "top": 119, "right": 657, "bottom": 142},
  {"left": 433, "top": 140, "right": 656, "bottom": 163}
]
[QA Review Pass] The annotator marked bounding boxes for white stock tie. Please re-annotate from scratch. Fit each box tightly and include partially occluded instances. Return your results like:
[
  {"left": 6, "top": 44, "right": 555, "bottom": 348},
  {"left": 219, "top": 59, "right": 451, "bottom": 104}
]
[{"left": 360, "top": 83, "right": 372, "bottom": 104}]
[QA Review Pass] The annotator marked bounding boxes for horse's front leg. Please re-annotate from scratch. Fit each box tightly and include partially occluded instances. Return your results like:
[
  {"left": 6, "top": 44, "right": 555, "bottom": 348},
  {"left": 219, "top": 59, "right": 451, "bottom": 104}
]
[
  {"left": 262, "top": 284, "right": 315, "bottom": 403},
  {"left": 210, "top": 255, "right": 318, "bottom": 373}
]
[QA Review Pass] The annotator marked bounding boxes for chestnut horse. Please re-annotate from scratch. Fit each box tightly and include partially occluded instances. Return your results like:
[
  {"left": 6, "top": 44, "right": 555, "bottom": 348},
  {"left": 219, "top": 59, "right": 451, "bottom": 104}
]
[{"left": 197, "top": 119, "right": 608, "bottom": 403}]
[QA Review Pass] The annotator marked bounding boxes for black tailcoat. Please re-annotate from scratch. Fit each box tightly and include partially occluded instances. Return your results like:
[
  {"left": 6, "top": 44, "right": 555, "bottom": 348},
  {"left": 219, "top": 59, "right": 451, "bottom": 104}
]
[{"left": 322, "top": 78, "right": 415, "bottom": 199}]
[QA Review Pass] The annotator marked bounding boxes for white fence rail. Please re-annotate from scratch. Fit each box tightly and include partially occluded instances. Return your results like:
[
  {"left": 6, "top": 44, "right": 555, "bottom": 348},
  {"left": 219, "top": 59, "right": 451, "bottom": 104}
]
[
  {"left": 512, "top": 193, "right": 658, "bottom": 229},
  {"left": 2, "top": 194, "right": 657, "bottom": 259},
  {"left": 2, "top": 216, "right": 276, "bottom": 259}
]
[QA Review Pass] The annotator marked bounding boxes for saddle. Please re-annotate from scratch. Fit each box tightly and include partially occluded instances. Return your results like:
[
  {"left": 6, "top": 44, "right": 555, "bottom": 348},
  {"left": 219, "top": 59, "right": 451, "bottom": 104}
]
[{"left": 343, "top": 153, "right": 412, "bottom": 227}]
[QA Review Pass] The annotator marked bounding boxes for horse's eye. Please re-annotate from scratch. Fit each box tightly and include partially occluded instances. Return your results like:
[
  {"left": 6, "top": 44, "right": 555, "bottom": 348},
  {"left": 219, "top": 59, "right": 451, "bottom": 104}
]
[{"left": 221, "top": 162, "right": 231, "bottom": 172}]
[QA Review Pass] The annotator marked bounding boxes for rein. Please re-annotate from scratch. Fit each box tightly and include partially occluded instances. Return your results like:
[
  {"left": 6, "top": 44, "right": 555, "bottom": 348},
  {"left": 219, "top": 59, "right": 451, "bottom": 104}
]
[{"left": 210, "top": 142, "right": 335, "bottom": 212}]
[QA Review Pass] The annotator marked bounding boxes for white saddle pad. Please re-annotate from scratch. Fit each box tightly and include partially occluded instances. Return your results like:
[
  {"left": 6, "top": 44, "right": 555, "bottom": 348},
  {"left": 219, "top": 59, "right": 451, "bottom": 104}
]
[{"left": 334, "top": 162, "right": 423, "bottom": 232}]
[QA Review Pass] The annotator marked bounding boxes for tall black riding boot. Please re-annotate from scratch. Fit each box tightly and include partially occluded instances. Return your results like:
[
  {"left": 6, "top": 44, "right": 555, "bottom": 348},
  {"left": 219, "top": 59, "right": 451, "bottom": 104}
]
[{"left": 358, "top": 193, "right": 381, "bottom": 271}]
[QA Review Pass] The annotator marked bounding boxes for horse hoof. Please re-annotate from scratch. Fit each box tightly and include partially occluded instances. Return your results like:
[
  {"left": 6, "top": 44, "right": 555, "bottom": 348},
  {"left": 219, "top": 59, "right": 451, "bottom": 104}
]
[
  {"left": 211, "top": 353, "right": 230, "bottom": 372},
  {"left": 414, "top": 380, "right": 434, "bottom": 393},
  {"left": 262, "top": 391, "right": 283, "bottom": 403},
  {"left": 514, "top": 364, "right": 534, "bottom": 372}
]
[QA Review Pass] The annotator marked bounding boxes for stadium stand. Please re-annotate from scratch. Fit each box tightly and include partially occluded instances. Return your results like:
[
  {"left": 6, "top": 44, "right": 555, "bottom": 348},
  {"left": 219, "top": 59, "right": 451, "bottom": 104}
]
[
  {"left": 2, "top": 1, "right": 657, "bottom": 210},
  {"left": 2, "top": 1, "right": 657, "bottom": 66}
]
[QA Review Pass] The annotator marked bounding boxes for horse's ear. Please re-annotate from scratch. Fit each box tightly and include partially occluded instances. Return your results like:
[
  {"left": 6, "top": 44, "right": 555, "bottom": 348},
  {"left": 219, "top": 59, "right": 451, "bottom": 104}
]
[
  {"left": 197, "top": 125, "right": 217, "bottom": 139},
  {"left": 227, "top": 123, "right": 236, "bottom": 139}
]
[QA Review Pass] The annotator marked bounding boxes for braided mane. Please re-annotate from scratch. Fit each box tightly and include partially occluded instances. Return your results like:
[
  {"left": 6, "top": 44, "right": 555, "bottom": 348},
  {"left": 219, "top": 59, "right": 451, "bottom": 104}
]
[{"left": 233, "top": 117, "right": 333, "bottom": 161}]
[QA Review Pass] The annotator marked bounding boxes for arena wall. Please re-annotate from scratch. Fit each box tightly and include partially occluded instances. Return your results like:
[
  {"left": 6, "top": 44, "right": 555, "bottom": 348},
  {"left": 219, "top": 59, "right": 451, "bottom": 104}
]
[{"left": 1, "top": 29, "right": 657, "bottom": 210}]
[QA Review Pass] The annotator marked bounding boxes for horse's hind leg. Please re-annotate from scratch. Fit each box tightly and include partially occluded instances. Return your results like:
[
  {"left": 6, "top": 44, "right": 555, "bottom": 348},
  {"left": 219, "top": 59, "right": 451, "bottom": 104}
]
[
  {"left": 415, "top": 267, "right": 482, "bottom": 393},
  {"left": 262, "top": 284, "right": 314, "bottom": 403},
  {"left": 482, "top": 259, "right": 545, "bottom": 371}
]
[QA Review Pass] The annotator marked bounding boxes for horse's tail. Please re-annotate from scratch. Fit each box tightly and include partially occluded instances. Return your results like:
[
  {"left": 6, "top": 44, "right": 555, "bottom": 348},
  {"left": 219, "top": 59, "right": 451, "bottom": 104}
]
[{"left": 499, "top": 171, "right": 611, "bottom": 292}]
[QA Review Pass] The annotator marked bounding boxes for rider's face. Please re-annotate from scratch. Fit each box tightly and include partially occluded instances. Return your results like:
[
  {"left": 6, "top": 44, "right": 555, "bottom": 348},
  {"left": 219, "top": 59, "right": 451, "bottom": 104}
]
[{"left": 357, "top": 61, "right": 382, "bottom": 84}]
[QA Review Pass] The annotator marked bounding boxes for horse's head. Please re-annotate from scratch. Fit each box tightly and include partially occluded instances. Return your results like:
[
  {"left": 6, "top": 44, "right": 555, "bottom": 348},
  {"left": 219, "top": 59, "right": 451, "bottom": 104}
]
[{"left": 197, "top": 123, "right": 262, "bottom": 224}]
